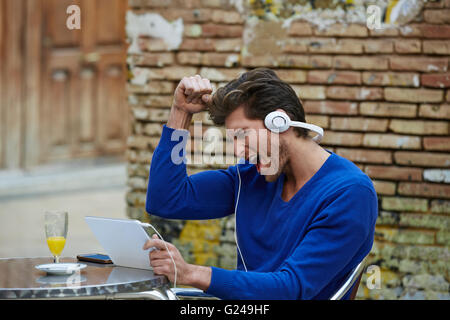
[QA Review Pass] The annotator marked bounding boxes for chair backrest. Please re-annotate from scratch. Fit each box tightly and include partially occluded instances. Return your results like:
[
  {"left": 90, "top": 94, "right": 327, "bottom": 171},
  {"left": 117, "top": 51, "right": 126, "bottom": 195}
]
[{"left": 329, "top": 256, "right": 367, "bottom": 300}]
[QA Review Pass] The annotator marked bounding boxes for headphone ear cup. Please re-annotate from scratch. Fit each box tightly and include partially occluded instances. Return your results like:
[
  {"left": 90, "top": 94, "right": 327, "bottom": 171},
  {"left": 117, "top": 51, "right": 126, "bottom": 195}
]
[{"left": 264, "top": 111, "right": 291, "bottom": 133}]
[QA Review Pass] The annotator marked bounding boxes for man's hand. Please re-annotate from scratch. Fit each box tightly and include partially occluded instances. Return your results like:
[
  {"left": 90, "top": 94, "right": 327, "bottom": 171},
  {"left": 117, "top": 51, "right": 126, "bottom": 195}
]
[
  {"left": 173, "top": 75, "right": 213, "bottom": 114},
  {"left": 143, "top": 235, "right": 212, "bottom": 291},
  {"left": 167, "top": 75, "right": 213, "bottom": 130}
]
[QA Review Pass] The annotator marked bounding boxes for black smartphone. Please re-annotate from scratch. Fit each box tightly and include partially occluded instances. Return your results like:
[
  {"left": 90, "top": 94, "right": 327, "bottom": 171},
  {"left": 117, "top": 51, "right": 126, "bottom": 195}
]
[{"left": 77, "top": 253, "right": 113, "bottom": 264}]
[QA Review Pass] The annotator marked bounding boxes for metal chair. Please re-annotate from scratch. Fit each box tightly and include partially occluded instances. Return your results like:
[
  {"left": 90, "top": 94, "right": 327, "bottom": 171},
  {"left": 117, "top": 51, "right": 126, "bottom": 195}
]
[
  {"left": 172, "top": 256, "right": 367, "bottom": 300},
  {"left": 329, "top": 256, "right": 367, "bottom": 300}
]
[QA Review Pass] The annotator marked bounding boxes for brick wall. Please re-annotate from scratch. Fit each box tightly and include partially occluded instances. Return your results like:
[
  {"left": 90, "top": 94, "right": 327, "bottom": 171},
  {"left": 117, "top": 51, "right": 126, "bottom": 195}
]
[{"left": 125, "top": 0, "right": 450, "bottom": 299}]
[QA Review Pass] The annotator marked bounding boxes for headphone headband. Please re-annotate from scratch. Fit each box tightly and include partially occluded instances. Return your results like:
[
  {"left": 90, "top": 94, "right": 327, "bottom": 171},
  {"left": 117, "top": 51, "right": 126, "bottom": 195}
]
[{"left": 264, "top": 111, "right": 324, "bottom": 143}]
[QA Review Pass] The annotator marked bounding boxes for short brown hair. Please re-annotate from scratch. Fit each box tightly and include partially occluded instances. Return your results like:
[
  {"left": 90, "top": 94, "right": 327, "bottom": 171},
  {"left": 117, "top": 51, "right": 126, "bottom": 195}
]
[{"left": 209, "top": 68, "right": 308, "bottom": 138}]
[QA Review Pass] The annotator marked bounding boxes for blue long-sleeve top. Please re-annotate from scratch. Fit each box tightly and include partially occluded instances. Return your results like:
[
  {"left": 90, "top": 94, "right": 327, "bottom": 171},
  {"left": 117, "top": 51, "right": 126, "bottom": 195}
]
[{"left": 146, "top": 125, "right": 378, "bottom": 300}]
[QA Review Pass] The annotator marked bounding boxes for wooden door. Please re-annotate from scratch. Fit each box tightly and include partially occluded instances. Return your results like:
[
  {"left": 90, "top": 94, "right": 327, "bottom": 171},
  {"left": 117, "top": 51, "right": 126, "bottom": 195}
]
[{"left": 40, "top": 0, "right": 128, "bottom": 162}]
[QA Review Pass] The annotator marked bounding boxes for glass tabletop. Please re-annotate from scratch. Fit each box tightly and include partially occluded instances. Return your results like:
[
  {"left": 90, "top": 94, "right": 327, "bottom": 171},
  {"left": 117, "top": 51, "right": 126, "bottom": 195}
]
[{"left": 0, "top": 257, "right": 169, "bottom": 299}]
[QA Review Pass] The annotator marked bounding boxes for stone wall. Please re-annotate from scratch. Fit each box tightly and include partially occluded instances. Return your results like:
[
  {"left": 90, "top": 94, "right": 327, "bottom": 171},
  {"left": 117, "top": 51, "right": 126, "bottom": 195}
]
[{"left": 125, "top": 0, "right": 450, "bottom": 299}]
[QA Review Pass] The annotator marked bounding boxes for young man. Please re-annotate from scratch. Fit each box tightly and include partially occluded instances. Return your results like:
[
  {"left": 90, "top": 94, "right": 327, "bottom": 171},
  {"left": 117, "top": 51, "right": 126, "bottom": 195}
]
[{"left": 143, "top": 68, "right": 378, "bottom": 300}]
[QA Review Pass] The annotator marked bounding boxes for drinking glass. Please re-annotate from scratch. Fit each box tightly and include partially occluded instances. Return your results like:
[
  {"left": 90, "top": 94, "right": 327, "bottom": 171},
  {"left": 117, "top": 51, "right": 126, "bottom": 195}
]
[{"left": 44, "top": 211, "right": 68, "bottom": 263}]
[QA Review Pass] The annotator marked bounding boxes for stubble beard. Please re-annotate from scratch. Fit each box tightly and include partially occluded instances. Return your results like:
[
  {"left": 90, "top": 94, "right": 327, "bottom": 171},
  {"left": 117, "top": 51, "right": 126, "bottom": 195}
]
[{"left": 262, "top": 141, "right": 288, "bottom": 183}]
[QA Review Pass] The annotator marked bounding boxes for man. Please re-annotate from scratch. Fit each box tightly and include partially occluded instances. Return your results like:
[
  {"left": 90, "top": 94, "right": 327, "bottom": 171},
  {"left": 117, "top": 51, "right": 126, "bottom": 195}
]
[{"left": 143, "top": 68, "right": 378, "bottom": 300}]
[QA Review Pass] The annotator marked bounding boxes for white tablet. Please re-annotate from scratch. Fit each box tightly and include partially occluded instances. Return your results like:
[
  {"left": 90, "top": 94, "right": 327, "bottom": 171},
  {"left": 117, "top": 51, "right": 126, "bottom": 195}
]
[{"left": 84, "top": 216, "right": 153, "bottom": 270}]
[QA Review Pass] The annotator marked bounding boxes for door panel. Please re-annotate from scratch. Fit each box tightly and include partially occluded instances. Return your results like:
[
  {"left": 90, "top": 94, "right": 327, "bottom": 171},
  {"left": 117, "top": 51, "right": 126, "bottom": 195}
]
[
  {"left": 44, "top": 0, "right": 82, "bottom": 48},
  {"left": 79, "top": 66, "right": 97, "bottom": 144},
  {"left": 96, "top": 0, "right": 126, "bottom": 45},
  {"left": 49, "top": 69, "right": 71, "bottom": 146},
  {"left": 97, "top": 51, "right": 127, "bottom": 152},
  {"left": 40, "top": 0, "right": 127, "bottom": 163}
]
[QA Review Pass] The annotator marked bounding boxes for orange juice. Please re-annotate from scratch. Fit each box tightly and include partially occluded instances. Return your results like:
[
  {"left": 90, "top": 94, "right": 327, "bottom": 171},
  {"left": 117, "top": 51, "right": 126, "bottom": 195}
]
[{"left": 46, "top": 236, "right": 66, "bottom": 256}]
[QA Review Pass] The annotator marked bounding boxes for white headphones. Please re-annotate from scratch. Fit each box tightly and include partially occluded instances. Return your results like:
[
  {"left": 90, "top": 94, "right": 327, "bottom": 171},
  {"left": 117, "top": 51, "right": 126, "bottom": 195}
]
[{"left": 264, "top": 111, "right": 324, "bottom": 143}]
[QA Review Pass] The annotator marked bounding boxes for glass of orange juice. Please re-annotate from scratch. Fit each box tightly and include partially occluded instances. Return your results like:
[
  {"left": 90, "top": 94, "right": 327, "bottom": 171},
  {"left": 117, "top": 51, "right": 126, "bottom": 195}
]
[{"left": 44, "top": 211, "right": 68, "bottom": 263}]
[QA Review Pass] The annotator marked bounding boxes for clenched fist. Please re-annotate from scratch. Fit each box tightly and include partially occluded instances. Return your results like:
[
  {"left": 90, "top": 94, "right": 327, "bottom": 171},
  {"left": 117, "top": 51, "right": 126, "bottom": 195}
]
[{"left": 172, "top": 75, "right": 213, "bottom": 114}]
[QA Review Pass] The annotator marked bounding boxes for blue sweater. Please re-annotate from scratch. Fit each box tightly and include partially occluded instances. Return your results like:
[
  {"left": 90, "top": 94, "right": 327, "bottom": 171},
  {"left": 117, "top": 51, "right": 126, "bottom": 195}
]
[{"left": 146, "top": 125, "right": 378, "bottom": 300}]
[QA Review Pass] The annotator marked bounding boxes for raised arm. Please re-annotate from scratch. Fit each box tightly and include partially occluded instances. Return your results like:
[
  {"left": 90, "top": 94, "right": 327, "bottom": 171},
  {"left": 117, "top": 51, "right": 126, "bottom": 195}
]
[{"left": 146, "top": 75, "right": 236, "bottom": 220}]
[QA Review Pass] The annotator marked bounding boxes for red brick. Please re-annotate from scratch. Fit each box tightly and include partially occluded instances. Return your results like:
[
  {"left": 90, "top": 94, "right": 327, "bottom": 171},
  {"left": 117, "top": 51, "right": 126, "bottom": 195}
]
[
  {"left": 199, "top": 0, "right": 233, "bottom": 9},
  {"left": 180, "top": 38, "right": 215, "bottom": 51},
  {"left": 399, "top": 24, "right": 423, "bottom": 37},
  {"left": 138, "top": 38, "right": 170, "bottom": 52},
  {"left": 370, "top": 27, "right": 399, "bottom": 37},
  {"left": 273, "top": 69, "right": 307, "bottom": 83},
  {"left": 394, "top": 151, "right": 450, "bottom": 167},
  {"left": 133, "top": 66, "right": 198, "bottom": 81},
  {"left": 398, "top": 182, "right": 450, "bottom": 199},
  {"left": 303, "top": 101, "right": 358, "bottom": 115},
  {"left": 330, "top": 117, "right": 388, "bottom": 132},
  {"left": 334, "top": 56, "right": 389, "bottom": 70},
  {"left": 419, "top": 24, "right": 450, "bottom": 39},
  {"left": 423, "top": 40, "right": 450, "bottom": 55},
  {"left": 419, "top": 103, "right": 450, "bottom": 119},
  {"left": 127, "top": 81, "right": 174, "bottom": 94},
  {"left": 313, "top": 23, "right": 368, "bottom": 37},
  {"left": 183, "top": 0, "right": 208, "bottom": 9},
  {"left": 389, "top": 119, "right": 449, "bottom": 135},
  {"left": 292, "top": 85, "right": 326, "bottom": 100},
  {"left": 336, "top": 148, "right": 392, "bottom": 164},
  {"left": 372, "top": 180, "right": 397, "bottom": 195},
  {"left": 199, "top": 67, "right": 245, "bottom": 81},
  {"left": 360, "top": 102, "right": 417, "bottom": 118},
  {"left": 423, "top": 9, "right": 450, "bottom": 24},
  {"left": 128, "top": 52, "right": 175, "bottom": 67},
  {"left": 214, "top": 38, "right": 242, "bottom": 52},
  {"left": 139, "top": 95, "right": 173, "bottom": 108},
  {"left": 241, "top": 55, "right": 332, "bottom": 69},
  {"left": 326, "top": 86, "right": 383, "bottom": 100},
  {"left": 421, "top": 73, "right": 450, "bottom": 88},
  {"left": 363, "top": 134, "right": 421, "bottom": 150},
  {"left": 321, "top": 131, "right": 363, "bottom": 147},
  {"left": 307, "top": 38, "right": 363, "bottom": 54},
  {"left": 159, "top": 8, "right": 212, "bottom": 23},
  {"left": 390, "top": 57, "right": 448, "bottom": 73},
  {"left": 201, "top": 53, "right": 240, "bottom": 67},
  {"left": 364, "top": 39, "right": 394, "bottom": 53},
  {"left": 423, "top": 137, "right": 450, "bottom": 151},
  {"left": 394, "top": 40, "right": 421, "bottom": 54},
  {"left": 309, "top": 56, "right": 333, "bottom": 68},
  {"left": 211, "top": 9, "right": 244, "bottom": 24},
  {"left": 362, "top": 72, "right": 420, "bottom": 87},
  {"left": 287, "top": 21, "right": 313, "bottom": 36},
  {"left": 385, "top": 88, "right": 444, "bottom": 103},
  {"left": 305, "top": 115, "right": 329, "bottom": 129},
  {"left": 365, "top": 165, "right": 423, "bottom": 181},
  {"left": 281, "top": 38, "right": 309, "bottom": 53},
  {"left": 308, "top": 71, "right": 361, "bottom": 85},
  {"left": 176, "top": 52, "right": 203, "bottom": 65},
  {"left": 201, "top": 23, "right": 243, "bottom": 38},
  {"left": 129, "top": 0, "right": 170, "bottom": 7}
]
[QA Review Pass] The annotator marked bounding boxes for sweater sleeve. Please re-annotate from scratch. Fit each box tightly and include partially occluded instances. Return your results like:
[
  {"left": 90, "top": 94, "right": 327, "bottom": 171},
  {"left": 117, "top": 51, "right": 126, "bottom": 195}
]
[
  {"left": 146, "top": 125, "right": 236, "bottom": 220},
  {"left": 206, "top": 184, "right": 378, "bottom": 300}
]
